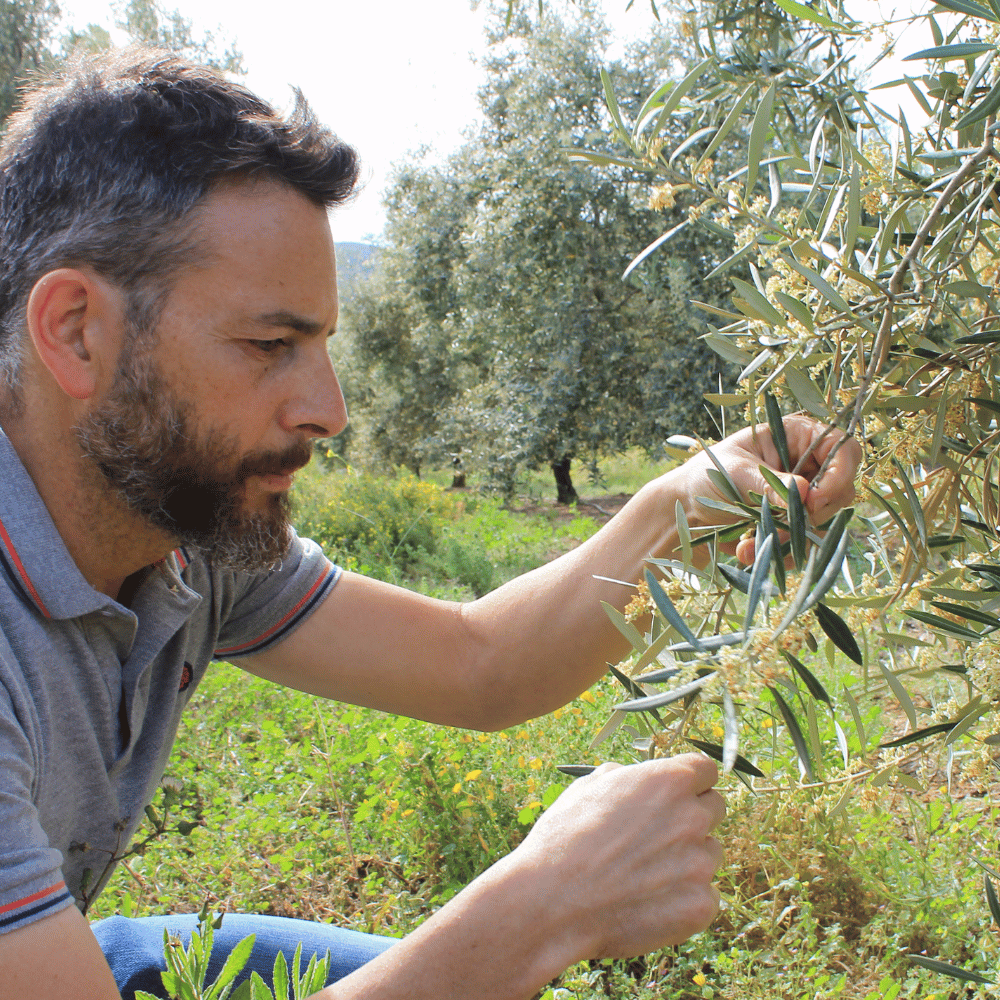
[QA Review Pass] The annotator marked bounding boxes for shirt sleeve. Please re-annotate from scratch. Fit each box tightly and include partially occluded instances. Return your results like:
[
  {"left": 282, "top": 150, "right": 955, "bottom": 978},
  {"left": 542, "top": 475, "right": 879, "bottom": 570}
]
[
  {"left": 0, "top": 682, "right": 74, "bottom": 934},
  {"left": 212, "top": 532, "right": 341, "bottom": 660}
]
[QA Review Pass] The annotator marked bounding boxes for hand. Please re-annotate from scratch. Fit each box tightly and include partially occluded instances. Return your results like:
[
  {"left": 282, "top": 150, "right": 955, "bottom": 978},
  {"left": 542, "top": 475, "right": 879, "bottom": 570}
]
[
  {"left": 511, "top": 754, "right": 725, "bottom": 961},
  {"left": 674, "top": 415, "right": 862, "bottom": 564}
]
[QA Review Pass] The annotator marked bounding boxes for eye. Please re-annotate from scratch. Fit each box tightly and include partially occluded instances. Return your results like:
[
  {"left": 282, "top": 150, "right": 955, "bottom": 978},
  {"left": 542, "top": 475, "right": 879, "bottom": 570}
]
[{"left": 250, "top": 338, "right": 289, "bottom": 354}]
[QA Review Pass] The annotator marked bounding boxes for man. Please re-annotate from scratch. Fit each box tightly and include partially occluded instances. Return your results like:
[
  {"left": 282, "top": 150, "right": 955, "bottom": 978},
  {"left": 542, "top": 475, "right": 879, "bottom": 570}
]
[{"left": 0, "top": 49, "right": 860, "bottom": 1000}]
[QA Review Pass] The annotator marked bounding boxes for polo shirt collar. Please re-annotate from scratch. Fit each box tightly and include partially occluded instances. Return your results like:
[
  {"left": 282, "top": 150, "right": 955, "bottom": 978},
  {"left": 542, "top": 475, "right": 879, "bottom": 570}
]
[{"left": 0, "top": 428, "right": 188, "bottom": 621}]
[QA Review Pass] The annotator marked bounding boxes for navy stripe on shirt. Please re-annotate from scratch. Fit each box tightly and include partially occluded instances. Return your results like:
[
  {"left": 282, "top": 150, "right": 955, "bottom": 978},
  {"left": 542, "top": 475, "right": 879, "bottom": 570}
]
[{"left": 0, "top": 889, "right": 73, "bottom": 929}]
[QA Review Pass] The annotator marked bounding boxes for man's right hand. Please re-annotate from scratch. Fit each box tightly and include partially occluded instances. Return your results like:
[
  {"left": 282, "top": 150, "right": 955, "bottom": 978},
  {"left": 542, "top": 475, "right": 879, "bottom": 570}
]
[
  {"left": 514, "top": 753, "right": 726, "bottom": 959},
  {"left": 321, "top": 752, "right": 725, "bottom": 1000}
]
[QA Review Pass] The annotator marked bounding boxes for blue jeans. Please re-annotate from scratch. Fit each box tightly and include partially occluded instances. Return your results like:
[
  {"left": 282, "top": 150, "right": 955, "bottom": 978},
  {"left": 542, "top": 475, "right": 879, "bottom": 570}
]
[{"left": 92, "top": 913, "right": 397, "bottom": 998}]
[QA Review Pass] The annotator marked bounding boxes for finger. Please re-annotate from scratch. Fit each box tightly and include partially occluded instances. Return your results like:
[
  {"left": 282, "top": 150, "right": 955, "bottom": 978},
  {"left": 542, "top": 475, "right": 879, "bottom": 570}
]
[
  {"left": 780, "top": 418, "right": 861, "bottom": 495},
  {"left": 807, "top": 443, "right": 862, "bottom": 519},
  {"left": 666, "top": 752, "right": 719, "bottom": 793},
  {"left": 698, "top": 788, "right": 727, "bottom": 831},
  {"left": 734, "top": 535, "right": 754, "bottom": 565},
  {"left": 705, "top": 835, "right": 725, "bottom": 876},
  {"left": 733, "top": 461, "right": 813, "bottom": 518}
]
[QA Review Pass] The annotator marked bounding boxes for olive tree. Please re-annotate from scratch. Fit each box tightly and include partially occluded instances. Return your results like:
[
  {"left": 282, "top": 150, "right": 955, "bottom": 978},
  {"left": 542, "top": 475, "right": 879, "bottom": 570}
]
[
  {"left": 0, "top": 0, "right": 62, "bottom": 126},
  {"left": 570, "top": 9, "right": 1000, "bottom": 978},
  {"left": 343, "top": 4, "right": 730, "bottom": 500}
]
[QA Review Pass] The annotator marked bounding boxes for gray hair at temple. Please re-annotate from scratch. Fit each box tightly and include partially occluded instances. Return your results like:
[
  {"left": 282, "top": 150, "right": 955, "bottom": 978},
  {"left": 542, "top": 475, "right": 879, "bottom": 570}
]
[{"left": 0, "top": 46, "right": 360, "bottom": 408}]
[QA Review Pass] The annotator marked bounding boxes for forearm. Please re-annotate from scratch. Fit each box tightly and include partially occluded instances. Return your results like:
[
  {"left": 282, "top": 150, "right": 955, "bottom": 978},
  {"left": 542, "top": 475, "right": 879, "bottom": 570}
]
[
  {"left": 312, "top": 854, "right": 581, "bottom": 1000},
  {"left": 247, "top": 468, "right": 689, "bottom": 731},
  {"left": 249, "top": 417, "right": 859, "bottom": 731},
  {"left": 460, "top": 468, "right": 688, "bottom": 729}
]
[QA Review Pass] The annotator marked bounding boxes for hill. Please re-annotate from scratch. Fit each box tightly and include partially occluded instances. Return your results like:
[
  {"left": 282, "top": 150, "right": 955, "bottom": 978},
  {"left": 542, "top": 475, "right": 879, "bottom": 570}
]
[{"left": 335, "top": 242, "right": 381, "bottom": 295}]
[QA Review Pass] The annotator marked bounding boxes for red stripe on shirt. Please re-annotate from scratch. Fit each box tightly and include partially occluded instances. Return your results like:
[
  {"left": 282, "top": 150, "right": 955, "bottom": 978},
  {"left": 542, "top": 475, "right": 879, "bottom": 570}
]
[
  {"left": 0, "top": 880, "right": 66, "bottom": 915},
  {"left": 214, "top": 564, "right": 333, "bottom": 656},
  {"left": 0, "top": 516, "right": 51, "bottom": 618}
]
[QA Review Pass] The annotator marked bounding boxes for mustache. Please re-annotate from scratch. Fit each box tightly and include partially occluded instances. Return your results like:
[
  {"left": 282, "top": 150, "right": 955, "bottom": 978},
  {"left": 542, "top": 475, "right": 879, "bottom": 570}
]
[{"left": 236, "top": 440, "right": 314, "bottom": 481}]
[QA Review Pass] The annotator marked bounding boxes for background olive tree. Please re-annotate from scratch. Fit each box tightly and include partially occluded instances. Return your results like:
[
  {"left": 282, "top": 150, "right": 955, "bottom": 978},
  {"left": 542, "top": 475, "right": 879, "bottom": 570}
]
[{"left": 341, "top": 4, "right": 730, "bottom": 501}]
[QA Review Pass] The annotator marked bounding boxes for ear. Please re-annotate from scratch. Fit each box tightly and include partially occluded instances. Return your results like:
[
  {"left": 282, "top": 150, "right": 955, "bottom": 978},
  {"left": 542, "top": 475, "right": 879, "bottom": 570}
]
[{"left": 24, "top": 268, "right": 123, "bottom": 401}]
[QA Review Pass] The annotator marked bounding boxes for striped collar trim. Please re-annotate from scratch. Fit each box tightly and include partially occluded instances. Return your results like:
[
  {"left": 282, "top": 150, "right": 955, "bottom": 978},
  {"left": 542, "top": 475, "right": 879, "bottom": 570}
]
[{"left": 0, "top": 515, "right": 52, "bottom": 619}]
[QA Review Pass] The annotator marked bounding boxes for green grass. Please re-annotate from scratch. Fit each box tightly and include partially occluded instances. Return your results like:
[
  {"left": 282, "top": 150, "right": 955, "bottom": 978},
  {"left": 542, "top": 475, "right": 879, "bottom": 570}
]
[{"left": 89, "top": 463, "right": 1000, "bottom": 999}]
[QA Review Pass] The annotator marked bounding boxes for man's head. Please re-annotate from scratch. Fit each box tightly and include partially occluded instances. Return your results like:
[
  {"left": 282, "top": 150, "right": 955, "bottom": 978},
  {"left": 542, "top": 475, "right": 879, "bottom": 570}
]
[
  {"left": 0, "top": 49, "right": 358, "bottom": 573},
  {"left": 0, "top": 46, "right": 359, "bottom": 405}
]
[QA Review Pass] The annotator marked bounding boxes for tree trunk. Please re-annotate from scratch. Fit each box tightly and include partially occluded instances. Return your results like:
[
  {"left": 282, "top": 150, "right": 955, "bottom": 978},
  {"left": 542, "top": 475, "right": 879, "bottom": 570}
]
[{"left": 551, "top": 457, "right": 578, "bottom": 505}]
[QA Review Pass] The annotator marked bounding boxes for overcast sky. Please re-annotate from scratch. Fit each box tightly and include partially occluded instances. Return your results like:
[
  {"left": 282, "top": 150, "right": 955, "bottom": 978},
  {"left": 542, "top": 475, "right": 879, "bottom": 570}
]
[{"left": 53, "top": 1, "right": 935, "bottom": 243}]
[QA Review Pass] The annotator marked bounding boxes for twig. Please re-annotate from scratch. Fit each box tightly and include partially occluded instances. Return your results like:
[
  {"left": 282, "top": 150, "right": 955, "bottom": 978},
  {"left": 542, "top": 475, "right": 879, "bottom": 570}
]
[{"left": 849, "top": 139, "right": 994, "bottom": 439}]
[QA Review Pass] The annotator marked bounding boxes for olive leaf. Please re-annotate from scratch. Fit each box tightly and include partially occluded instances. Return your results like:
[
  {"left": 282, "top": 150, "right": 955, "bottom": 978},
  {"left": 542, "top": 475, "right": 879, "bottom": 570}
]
[
  {"left": 615, "top": 674, "right": 715, "bottom": 713},
  {"left": 645, "top": 568, "right": 703, "bottom": 651},
  {"left": 786, "top": 475, "right": 807, "bottom": 571},
  {"left": 767, "top": 685, "right": 814, "bottom": 781},
  {"left": 814, "top": 603, "right": 863, "bottom": 665},
  {"left": 686, "top": 737, "right": 765, "bottom": 778},
  {"left": 782, "top": 650, "right": 830, "bottom": 704},
  {"left": 764, "top": 391, "right": 792, "bottom": 473},
  {"left": 906, "top": 954, "right": 994, "bottom": 985}
]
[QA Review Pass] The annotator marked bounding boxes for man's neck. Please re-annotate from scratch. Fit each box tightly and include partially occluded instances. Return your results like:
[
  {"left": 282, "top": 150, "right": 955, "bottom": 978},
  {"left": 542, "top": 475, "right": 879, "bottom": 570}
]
[{"left": 1, "top": 415, "right": 176, "bottom": 600}]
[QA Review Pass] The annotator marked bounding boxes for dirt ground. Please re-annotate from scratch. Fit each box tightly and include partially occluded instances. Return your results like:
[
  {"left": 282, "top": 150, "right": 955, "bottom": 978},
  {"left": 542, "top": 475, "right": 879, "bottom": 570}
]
[{"left": 507, "top": 492, "right": 634, "bottom": 527}]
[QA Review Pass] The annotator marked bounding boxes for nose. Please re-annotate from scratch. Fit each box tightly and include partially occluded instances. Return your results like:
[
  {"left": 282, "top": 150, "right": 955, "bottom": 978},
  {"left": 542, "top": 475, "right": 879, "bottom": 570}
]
[{"left": 283, "top": 345, "right": 349, "bottom": 440}]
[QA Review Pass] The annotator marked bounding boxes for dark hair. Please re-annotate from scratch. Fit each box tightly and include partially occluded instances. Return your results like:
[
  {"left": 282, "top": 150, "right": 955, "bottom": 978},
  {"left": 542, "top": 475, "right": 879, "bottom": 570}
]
[{"left": 0, "top": 46, "right": 360, "bottom": 398}]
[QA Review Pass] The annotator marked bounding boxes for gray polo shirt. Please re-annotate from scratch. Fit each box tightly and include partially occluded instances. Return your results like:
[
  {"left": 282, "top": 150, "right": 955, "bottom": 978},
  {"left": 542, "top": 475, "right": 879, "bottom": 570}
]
[{"left": 0, "top": 429, "right": 339, "bottom": 932}]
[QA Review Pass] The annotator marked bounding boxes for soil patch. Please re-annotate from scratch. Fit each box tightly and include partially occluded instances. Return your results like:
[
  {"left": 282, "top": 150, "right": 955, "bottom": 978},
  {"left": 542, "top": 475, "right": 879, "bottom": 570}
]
[{"left": 507, "top": 492, "right": 633, "bottom": 527}]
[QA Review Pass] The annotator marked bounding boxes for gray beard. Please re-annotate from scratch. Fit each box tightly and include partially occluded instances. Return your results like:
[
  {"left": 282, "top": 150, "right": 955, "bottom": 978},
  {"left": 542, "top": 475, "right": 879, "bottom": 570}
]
[{"left": 75, "top": 363, "right": 308, "bottom": 574}]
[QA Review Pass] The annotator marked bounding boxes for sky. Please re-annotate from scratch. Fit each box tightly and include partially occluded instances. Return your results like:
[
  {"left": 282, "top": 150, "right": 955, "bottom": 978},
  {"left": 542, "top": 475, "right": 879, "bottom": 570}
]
[
  {"left": 52, "top": 1, "right": 940, "bottom": 244},
  {"left": 55, "top": 0, "right": 659, "bottom": 243}
]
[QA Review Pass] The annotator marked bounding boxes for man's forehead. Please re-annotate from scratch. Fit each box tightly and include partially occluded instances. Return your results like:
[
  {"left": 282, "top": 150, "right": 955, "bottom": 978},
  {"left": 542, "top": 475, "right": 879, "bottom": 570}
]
[
  {"left": 174, "top": 178, "right": 339, "bottom": 325},
  {"left": 195, "top": 178, "right": 333, "bottom": 244}
]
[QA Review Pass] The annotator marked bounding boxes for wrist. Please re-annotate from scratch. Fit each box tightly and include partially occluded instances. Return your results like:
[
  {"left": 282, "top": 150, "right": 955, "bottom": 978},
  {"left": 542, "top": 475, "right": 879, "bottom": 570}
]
[
  {"left": 632, "top": 465, "right": 692, "bottom": 561},
  {"left": 462, "top": 848, "right": 591, "bottom": 990},
  {"left": 315, "top": 845, "right": 592, "bottom": 1000}
]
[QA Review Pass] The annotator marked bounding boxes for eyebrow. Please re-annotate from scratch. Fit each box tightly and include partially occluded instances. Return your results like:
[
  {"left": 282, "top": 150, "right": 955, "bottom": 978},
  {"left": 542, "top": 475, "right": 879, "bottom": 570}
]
[{"left": 251, "top": 311, "right": 333, "bottom": 337}]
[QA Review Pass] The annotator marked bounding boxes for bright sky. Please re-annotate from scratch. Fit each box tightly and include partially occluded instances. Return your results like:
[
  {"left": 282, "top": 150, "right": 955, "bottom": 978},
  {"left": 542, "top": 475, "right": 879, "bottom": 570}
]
[
  {"left": 52, "top": 1, "right": 947, "bottom": 244},
  {"left": 55, "top": 0, "right": 658, "bottom": 243}
]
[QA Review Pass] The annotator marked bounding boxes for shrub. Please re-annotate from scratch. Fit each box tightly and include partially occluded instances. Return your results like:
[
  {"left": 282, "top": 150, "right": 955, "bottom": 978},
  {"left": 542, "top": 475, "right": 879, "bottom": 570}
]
[{"left": 293, "top": 467, "right": 459, "bottom": 580}]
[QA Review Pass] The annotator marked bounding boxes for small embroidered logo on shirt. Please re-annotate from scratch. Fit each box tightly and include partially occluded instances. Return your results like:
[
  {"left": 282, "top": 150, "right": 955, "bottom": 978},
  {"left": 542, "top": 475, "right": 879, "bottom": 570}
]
[{"left": 178, "top": 663, "right": 193, "bottom": 692}]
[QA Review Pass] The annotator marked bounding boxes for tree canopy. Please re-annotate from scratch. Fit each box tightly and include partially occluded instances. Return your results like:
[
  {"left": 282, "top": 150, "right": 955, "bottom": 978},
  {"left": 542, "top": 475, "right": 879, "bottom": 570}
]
[
  {"left": 0, "top": 0, "right": 61, "bottom": 124},
  {"left": 342, "top": 4, "right": 730, "bottom": 501},
  {"left": 0, "top": 0, "right": 243, "bottom": 133}
]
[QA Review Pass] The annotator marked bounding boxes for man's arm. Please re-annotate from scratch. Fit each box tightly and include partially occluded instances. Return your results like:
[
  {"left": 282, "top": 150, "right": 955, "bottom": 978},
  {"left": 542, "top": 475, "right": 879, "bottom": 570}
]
[
  {"left": 313, "top": 754, "right": 725, "bottom": 1000},
  {"left": 0, "top": 905, "right": 121, "bottom": 1000},
  {"left": 244, "top": 416, "right": 861, "bottom": 731},
  {"left": 0, "top": 758, "right": 722, "bottom": 1000}
]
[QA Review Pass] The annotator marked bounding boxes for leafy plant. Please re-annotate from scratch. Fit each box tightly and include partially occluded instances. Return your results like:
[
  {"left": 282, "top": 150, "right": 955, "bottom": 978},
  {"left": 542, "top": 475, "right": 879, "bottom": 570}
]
[
  {"left": 293, "top": 465, "right": 459, "bottom": 581},
  {"left": 906, "top": 858, "right": 1000, "bottom": 989},
  {"left": 134, "top": 902, "right": 330, "bottom": 1000}
]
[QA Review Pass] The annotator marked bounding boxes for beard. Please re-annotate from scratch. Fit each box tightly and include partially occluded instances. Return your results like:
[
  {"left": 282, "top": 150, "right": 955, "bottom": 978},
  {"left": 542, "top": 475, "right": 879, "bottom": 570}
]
[{"left": 75, "top": 350, "right": 312, "bottom": 574}]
